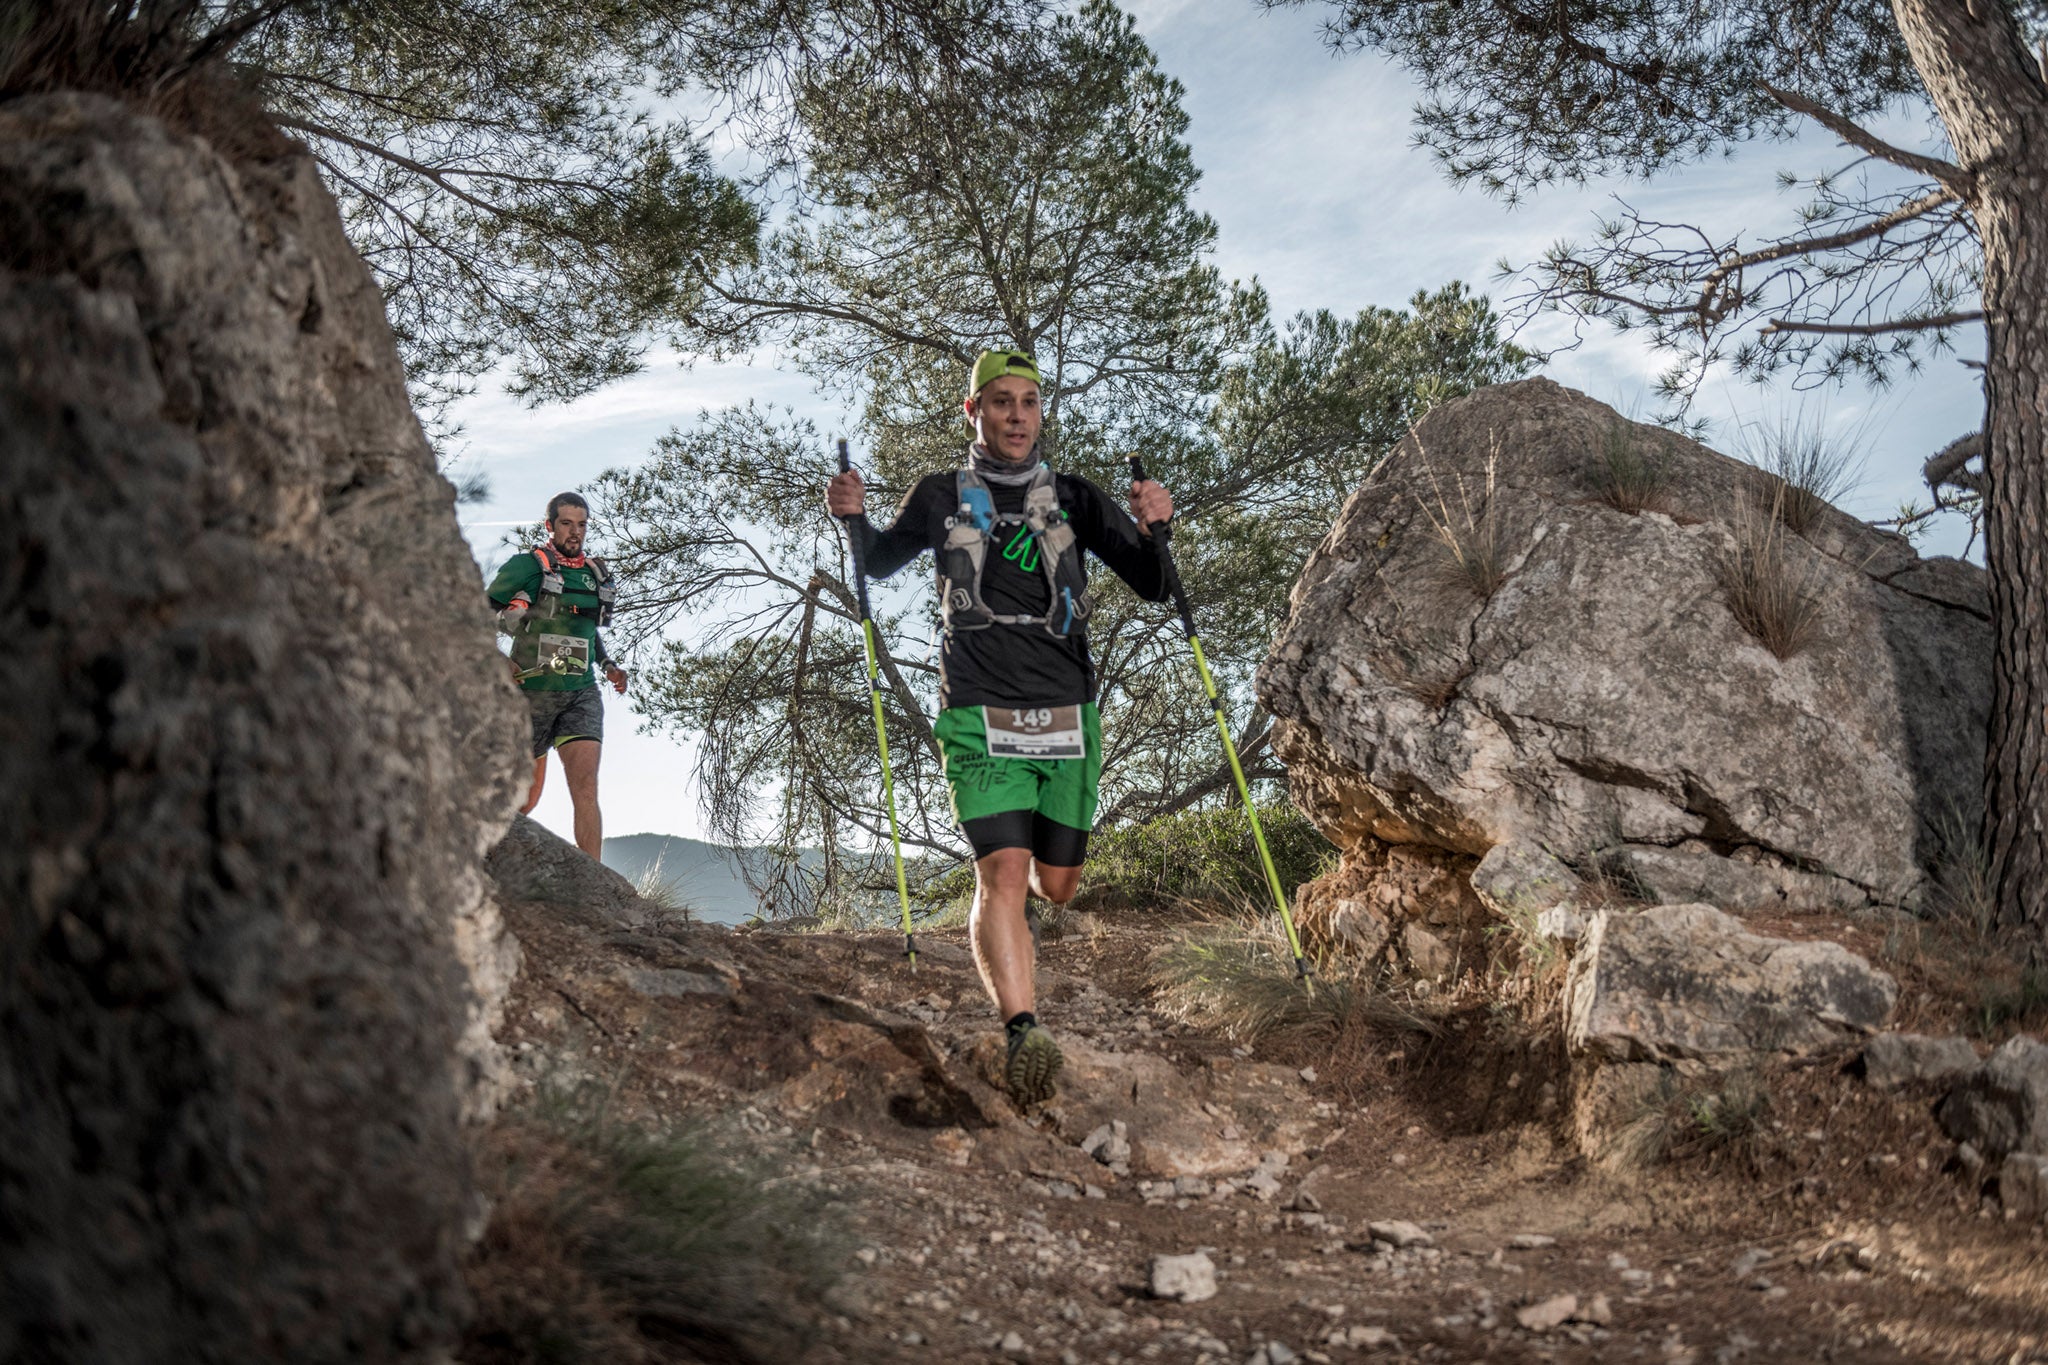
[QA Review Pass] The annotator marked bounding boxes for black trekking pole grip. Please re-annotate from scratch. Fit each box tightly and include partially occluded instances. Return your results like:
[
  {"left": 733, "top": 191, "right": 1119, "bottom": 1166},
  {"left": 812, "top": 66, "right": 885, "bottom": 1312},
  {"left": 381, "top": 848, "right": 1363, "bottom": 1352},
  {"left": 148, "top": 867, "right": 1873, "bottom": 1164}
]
[
  {"left": 1126, "top": 454, "right": 1171, "bottom": 547},
  {"left": 837, "top": 439, "right": 873, "bottom": 622},
  {"left": 1127, "top": 454, "right": 1196, "bottom": 638}
]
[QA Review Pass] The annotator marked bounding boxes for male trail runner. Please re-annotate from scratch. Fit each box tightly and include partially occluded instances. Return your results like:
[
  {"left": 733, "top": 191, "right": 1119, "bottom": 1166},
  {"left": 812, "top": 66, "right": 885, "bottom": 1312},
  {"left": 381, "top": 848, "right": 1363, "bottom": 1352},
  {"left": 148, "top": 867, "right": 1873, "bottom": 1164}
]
[
  {"left": 826, "top": 350, "right": 1174, "bottom": 1104},
  {"left": 486, "top": 492, "right": 628, "bottom": 857}
]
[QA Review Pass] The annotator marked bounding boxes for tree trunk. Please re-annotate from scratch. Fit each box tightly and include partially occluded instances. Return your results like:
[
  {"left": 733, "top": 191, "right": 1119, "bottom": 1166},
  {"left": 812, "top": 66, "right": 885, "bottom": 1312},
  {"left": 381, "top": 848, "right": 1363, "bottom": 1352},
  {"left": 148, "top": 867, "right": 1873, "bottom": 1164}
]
[{"left": 1892, "top": 0, "right": 2048, "bottom": 944}]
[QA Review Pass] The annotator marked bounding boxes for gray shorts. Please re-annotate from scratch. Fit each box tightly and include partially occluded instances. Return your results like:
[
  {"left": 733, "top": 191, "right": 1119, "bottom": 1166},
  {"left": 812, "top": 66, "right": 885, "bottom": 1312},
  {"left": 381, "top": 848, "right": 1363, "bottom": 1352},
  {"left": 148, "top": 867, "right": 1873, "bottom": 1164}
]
[{"left": 527, "top": 686, "right": 604, "bottom": 758}]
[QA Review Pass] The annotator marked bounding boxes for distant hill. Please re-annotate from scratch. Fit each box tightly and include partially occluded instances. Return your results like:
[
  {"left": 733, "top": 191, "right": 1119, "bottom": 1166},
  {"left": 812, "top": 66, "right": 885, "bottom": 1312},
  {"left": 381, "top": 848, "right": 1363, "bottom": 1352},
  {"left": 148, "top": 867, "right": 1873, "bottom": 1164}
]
[{"left": 601, "top": 832, "right": 825, "bottom": 925}]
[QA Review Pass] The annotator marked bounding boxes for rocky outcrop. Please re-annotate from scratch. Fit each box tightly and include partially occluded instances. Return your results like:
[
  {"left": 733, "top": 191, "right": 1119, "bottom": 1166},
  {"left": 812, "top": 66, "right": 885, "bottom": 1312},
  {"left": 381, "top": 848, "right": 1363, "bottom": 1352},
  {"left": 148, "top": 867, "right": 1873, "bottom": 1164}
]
[
  {"left": 1260, "top": 378, "right": 1989, "bottom": 919},
  {"left": 0, "top": 93, "right": 523, "bottom": 1362},
  {"left": 1862, "top": 1032, "right": 1981, "bottom": 1090},
  {"left": 1564, "top": 905, "right": 1897, "bottom": 1063},
  {"left": 488, "top": 811, "right": 650, "bottom": 927},
  {"left": 1938, "top": 1035, "right": 2048, "bottom": 1160}
]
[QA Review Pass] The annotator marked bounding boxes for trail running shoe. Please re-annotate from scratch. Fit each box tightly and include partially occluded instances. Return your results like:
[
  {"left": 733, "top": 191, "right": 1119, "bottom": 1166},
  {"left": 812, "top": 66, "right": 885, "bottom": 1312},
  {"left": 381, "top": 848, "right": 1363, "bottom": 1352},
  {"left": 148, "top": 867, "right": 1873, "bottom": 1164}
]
[{"left": 1004, "top": 1023, "right": 1064, "bottom": 1106}]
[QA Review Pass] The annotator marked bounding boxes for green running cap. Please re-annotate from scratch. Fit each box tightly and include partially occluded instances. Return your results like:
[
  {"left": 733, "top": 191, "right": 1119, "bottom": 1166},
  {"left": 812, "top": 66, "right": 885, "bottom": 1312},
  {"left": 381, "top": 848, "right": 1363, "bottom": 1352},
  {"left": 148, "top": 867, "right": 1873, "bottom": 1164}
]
[{"left": 969, "top": 348, "right": 1041, "bottom": 397}]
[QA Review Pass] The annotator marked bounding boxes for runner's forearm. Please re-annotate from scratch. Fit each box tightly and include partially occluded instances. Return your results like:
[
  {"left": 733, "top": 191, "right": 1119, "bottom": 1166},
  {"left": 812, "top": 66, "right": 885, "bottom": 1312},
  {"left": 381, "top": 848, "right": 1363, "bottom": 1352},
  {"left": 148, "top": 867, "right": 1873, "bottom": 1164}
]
[{"left": 851, "top": 502, "right": 932, "bottom": 580}]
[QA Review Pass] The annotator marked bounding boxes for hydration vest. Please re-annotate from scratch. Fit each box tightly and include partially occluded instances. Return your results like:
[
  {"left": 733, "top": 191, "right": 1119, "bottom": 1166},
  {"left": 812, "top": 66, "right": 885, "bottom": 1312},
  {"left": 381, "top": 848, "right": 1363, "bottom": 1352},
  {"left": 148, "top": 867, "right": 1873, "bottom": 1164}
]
[
  {"left": 506, "top": 546, "right": 615, "bottom": 682},
  {"left": 527, "top": 545, "right": 615, "bottom": 627},
  {"left": 936, "top": 464, "right": 1092, "bottom": 638}
]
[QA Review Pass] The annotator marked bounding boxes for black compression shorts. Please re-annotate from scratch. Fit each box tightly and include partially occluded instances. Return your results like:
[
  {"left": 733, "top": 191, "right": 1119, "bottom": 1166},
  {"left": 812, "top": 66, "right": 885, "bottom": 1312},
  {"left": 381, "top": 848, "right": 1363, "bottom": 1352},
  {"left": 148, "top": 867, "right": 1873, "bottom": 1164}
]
[{"left": 961, "top": 809, "right": 1089, "bottom": 866}]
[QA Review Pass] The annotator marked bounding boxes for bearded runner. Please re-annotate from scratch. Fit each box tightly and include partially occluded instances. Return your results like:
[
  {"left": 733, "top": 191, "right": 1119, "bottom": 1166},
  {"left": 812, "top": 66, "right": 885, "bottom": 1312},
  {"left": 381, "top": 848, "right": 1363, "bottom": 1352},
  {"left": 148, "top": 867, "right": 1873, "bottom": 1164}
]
[
  {"left": 486, "top": 491, "right": 628, "bottom": 857},
  {"left": 825, "top": 349, "right": 1175, "bottom": 1105}
]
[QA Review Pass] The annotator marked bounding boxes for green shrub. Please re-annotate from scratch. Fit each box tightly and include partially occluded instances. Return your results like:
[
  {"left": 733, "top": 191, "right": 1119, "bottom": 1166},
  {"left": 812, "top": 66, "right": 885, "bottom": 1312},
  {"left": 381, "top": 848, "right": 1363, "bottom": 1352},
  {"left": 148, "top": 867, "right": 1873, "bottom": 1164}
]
[{"left": 1078, "top": 802, "right": 1334, "bottom": 911}]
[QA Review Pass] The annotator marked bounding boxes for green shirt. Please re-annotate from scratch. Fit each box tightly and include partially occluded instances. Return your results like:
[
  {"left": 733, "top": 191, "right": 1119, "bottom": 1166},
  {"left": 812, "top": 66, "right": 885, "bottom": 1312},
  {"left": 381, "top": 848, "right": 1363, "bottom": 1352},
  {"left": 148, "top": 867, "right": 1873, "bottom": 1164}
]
[{"left": 487, "top": 547, "right": 608, "bottom": 692}]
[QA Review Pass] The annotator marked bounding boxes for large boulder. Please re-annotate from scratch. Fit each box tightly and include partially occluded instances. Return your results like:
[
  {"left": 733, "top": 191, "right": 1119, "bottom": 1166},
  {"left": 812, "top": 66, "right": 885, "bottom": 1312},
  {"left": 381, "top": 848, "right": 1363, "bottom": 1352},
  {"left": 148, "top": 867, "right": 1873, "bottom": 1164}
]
[
  {"left": 0, "top": 94, "right": 523, "bottom": 1361},
  {"left": 1938, "top": 1035, "right": 2048, "bottom": 1160},
  {"left": 1564, "top": 905, "right": 1897, "bottom": 1063},
  {"left": 1260, "top": 378, "right": 1989, "bottom": 918},
  {"left": 488, "top": 811, "right": 650, "bottom": 927}
]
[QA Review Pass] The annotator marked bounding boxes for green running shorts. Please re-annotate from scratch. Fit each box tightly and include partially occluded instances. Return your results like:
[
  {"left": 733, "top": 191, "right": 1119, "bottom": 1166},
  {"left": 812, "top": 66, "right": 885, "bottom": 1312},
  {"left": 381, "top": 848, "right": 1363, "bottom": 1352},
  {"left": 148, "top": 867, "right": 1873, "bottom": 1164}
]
[{"left": 934, "top": 702, "right": 1102, "bottom": 834}]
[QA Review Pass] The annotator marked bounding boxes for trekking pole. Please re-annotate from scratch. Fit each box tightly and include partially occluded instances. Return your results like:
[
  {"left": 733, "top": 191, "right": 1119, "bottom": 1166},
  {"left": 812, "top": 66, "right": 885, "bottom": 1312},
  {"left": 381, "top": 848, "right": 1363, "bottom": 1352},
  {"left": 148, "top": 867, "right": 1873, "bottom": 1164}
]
[
  {"left": 838, "top": 439, "right": 918, "bottom": 967},
  {"left": 1128, "top": 454, "right": 1310, "bottom": 982}
]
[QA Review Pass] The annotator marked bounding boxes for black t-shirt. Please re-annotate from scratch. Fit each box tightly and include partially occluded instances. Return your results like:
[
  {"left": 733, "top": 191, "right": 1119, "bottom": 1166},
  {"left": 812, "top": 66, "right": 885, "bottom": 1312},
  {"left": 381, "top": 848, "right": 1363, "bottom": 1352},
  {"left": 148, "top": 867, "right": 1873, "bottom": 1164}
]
[{"left": 855, "top": 467, "right": 1170, "bottom": 710}]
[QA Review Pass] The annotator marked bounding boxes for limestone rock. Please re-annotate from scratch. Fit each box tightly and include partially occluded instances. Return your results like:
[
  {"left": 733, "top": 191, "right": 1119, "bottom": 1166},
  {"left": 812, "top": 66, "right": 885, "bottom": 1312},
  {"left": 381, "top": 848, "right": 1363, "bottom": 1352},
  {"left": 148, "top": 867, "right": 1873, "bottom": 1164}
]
[
  {"left": 1862, "top": 1033, "right": 1980, "bottom": 1090},
  {"left": 1939, "top": 1035, "right": 2048, "bottom": 1159},
  {"left": 1471, "top": 839, "right": 1582, "bottom": 916},
  {"left": 1367, "top": 1220, "right": 1433, "bottom": 1248},
  {"left": 1564, "top": 905, "right": 1896, "bottom": 1062},
  {"left": 489, "top": 811, "right": 648, "bottom": 925},
  {"left": 1516, "top": 1294, "right": 1578, "bottom": 1331},
  {"left": 1616, "top": 844, "right": 1864, "bottom": 913},
  {"left": 1403, "top": 922, "right": 1454, "bottom": 977},
  {"left": 1327, "top": 896, "right": 1393, "bottom": 957},
  {"left": 1149, "top": 1252, "right": 1218, "bottom": 1303},
  {"left": 1080, "top": 1120, "right": 1133, "bottom": 1168},
  {"left": 2000, "top": 1154, "right": 2048, "bottom": 1220},
  {"left": 1261, "top": 378, "right": 1989, "bottom": 915},
  {"left": 1051, "top": 1041, "right": 1315, "bottom": 1178},
  {"left": 0, "top": 94, "right": 522, "bottom": 1362}
]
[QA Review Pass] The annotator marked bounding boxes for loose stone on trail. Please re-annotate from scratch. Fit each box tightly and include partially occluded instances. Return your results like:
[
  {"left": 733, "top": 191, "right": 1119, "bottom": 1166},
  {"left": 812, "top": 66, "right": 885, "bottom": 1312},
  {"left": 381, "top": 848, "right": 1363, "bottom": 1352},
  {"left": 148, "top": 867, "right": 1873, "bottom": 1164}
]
[
  {"left": 1516, "top": 1293, "right": 1578, "bottom": 1331},
  {"left": 1149, "top": 1251, "right": 1219, "bottom": 1303},
  {"left": 1366, "top": 1220, "right": 1432, "bottom": 1248}
]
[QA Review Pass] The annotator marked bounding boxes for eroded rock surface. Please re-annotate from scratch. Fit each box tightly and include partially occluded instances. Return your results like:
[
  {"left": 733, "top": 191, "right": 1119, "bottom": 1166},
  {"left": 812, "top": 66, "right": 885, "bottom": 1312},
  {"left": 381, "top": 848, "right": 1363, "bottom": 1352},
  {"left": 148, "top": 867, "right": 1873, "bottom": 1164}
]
[
  {"left": 1862, "top": 1032, "right": 1981, "bottom": 1091},
  {"left": 1260, "top": 378, "right": 1989, "bottom": 917},
  {"left": 1564, "top": 905, "right": 1896, "bottom": 1062},
  {"left": 487, "top": 811, "right": 648, "bottom": 927},
  {"left": 1939, "top": 1035, "right": 2048, "bottom": 1160},
  {"left": 0, "top": 94, "right": 521, "bottom": 1362}
]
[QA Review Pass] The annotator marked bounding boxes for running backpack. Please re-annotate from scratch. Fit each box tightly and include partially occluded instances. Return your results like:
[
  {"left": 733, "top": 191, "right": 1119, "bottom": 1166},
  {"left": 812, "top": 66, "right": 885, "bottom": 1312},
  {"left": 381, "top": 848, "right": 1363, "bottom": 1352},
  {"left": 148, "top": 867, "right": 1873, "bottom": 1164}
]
[{"left": 936, "top": 465, "right": 1092, "bottom": 637}]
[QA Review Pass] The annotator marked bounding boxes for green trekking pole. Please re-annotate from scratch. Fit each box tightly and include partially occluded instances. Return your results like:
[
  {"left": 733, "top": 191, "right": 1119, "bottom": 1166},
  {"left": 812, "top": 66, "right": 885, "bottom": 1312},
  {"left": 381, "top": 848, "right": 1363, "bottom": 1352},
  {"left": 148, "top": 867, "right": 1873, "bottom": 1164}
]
[
  {"left": 1129, "top": 454, "right": 1309, "bottom": 981},
  {"left": 839, "top": 439, "right": 918, "bottom": 967}
]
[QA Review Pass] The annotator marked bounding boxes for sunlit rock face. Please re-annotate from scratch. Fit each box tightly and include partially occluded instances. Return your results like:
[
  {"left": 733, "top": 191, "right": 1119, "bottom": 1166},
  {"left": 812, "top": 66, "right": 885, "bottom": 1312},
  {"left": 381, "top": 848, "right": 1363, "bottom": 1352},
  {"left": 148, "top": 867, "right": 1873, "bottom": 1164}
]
[
  {"left": 1260, "top": 376, "right": 1989, "bottom": 929},
  {"left": 0, "top": 92, "right": 523, "bottom": 1362}
]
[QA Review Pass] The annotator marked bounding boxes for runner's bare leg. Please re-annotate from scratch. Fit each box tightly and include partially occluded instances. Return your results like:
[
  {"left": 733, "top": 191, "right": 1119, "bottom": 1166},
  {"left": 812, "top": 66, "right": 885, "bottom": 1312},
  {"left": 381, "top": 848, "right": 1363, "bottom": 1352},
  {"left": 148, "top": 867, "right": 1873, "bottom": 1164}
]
[
  {"left": 558, "top": 739, "right": 603, "bottom": 857},
  {"left": 521, "top": 754, "right": 546, "bottom": 814},
  {"left": 972, "top": 847, "right": 1035, "bottom": 1017}
]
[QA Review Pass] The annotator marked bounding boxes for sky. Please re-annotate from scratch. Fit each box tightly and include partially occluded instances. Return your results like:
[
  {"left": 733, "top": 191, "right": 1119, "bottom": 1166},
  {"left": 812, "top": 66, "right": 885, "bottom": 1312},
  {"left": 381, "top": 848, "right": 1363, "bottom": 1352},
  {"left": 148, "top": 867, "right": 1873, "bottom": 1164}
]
[{"left": 454, "top": 1, "right": 1987, "bottom": 849}]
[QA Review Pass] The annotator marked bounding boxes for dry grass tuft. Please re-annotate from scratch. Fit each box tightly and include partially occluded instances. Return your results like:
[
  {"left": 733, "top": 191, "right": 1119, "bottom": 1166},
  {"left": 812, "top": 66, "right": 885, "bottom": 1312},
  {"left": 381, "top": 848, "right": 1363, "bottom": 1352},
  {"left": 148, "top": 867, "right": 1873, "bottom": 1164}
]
[
  {"left": 1611, "top": 1068, "right": 1774, "bottom": 1173},
  {"left": 1372, "top": 648, "right": 1474, "bottom": 710},
  {"left": 1414, "top": 446, "right": 1510, "bottom": 601},
  {"left": 1740, "top": 411, "right": 1862, "bottom": 535},
  {"left": 1719, "top": 485, "right": 1829, "bottom": 660},
  {"left": 1588, "top": 420, "right": 1673, "bottom": 516},
  {"left": 462, "top": 1087, "right": 839, "bottom": 1364},
  {"left": 0, "top": 1, "right": 291, "bottom": 164},
  {"left": 631, "top": 852, "right": 697, "bottom": 926},
  {"left": 1485, "top": 895, "right": 1569, "bottom": 1006},
  {"left": 1929, "top": 809, "right": 1996, "bottom": 942},
  {"left": 1150, "top": 909, "right": 1439, "bottom": 1049},
  {"left": 1878, "top": 821, "right": 2048, "bottom": 1041}
]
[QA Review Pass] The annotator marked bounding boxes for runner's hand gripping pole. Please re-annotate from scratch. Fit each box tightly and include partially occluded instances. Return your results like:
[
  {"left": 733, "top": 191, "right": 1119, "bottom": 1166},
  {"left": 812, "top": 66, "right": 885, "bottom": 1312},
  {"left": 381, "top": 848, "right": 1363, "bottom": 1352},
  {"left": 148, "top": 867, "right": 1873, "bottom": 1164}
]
[
  {"left": 839, "top": 439, "right": 918, "bottom": 967},
  {"left": 1129, "top": 455, "right": 1310, "bottom": 981}
]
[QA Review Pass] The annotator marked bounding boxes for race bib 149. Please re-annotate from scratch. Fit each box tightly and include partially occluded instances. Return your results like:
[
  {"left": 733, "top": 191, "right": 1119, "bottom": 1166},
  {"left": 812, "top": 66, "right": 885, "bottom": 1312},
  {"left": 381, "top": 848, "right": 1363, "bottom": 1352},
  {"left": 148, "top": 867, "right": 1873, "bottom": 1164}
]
[{"left": 983, "top": 704, "right": 1084, "bottom": 759}]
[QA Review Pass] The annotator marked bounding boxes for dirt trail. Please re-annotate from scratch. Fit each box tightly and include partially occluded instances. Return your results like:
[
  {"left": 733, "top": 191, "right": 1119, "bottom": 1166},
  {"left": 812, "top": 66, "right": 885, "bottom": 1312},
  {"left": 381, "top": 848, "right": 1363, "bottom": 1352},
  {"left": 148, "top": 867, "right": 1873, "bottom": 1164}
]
[{"left": 484, "top": 898, "right": 2048, "bottom": 1365}]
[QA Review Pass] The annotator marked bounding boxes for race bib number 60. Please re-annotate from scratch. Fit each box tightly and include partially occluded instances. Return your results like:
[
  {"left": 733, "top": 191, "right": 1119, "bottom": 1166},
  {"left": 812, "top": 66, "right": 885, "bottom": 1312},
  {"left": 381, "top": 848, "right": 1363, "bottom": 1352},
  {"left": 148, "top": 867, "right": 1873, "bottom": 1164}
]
[
  {"left": 983, "top": 704, "right": 1085, "bottom": 759},
  {"left": 537, "top": 633, "right": 591, "bottom": 675}
]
